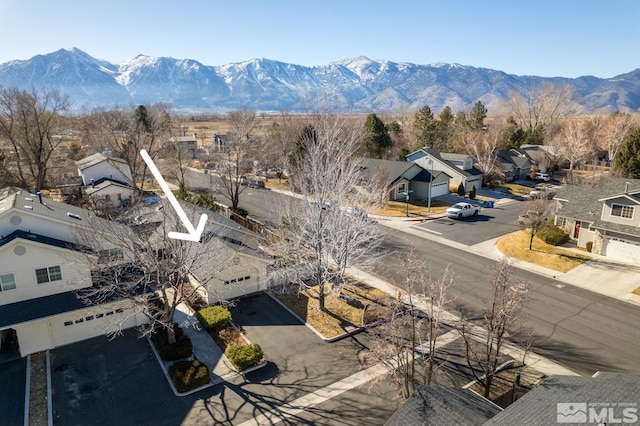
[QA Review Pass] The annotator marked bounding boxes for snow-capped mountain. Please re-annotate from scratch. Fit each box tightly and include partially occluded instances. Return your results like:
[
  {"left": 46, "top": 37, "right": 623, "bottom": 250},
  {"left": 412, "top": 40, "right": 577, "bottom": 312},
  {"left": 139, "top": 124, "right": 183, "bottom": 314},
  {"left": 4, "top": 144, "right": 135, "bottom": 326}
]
[{"left": 0, "top": 48, "right": 638, "bottom": 113}]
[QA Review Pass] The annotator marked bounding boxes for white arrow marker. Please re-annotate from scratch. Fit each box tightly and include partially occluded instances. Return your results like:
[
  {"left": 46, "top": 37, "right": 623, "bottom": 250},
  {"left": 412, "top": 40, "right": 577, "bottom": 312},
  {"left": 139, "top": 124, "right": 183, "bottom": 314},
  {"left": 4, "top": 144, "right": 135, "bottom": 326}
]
[{"left": 140, "top": 149, "right": 207, "bottom": 242}]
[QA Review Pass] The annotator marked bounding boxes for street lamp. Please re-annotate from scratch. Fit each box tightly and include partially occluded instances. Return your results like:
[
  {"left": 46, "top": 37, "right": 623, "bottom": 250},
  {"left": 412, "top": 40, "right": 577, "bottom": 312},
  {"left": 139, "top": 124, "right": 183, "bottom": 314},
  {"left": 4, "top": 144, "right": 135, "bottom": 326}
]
[
  {"left": 401, "top": 189, "right": 414, "bottom": 217},
  {"left": 427, "top": 159, "right": 434, "bottom": 213}
]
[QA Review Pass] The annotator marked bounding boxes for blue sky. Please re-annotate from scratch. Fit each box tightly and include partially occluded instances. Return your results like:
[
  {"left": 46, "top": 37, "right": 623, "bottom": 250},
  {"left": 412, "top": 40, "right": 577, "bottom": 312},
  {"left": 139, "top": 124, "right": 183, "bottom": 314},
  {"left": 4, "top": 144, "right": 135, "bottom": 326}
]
[{"left": 1, "top": 1, "right": 638, "bottom": 78}]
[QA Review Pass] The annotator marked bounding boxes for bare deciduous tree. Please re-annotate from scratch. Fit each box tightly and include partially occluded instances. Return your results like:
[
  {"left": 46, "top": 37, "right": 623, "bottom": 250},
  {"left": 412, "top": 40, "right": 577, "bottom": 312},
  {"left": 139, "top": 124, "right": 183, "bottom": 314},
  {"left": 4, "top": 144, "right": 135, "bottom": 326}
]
[
  {"left": 599, "top": 111, "right": 637, "bottom": 164},
  {"left": 518, "top": 195, "right": 556, "bottom": 250},
  {"left": 0, "top": 87, "right": 69, "bottom": 191},
  {"left": 270, "top": 113, "right": 386, "bottom": 312},
  {"left": 80, "top": 104, "right": 172, "bottom": 191},
  {"left": 552, "top": 117, "right": 601, "bottom": 171},
  {"left": 217, "top": 109, "right": 258, "bottom": 211},
  {"left": 458, "top": 258, "right": 529, "bottom": 399},
  {"left": 457, "top": 120, "right": 506, "bottom": 182},
  {"left": 77, "top": 201, "right": 219, "bottom": 344},
  {"left": 507, "top": 83, "right": 575, "bottom": 141},
  {"left": 365, "top": 255, "right": 455, "bottom": 398}
]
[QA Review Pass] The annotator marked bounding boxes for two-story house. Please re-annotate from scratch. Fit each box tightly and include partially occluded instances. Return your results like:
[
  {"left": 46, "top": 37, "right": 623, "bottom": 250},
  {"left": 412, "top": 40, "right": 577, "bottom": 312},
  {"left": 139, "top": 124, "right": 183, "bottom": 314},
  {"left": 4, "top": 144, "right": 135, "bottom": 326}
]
[
  {"left": 76, "top": 152, "right": 135, "bottom": 209},
  {"left": 406, "top": 147, "right": 484, "bottom": 193},
  {"left": 0, "top": 187, "right": 147, "bottom": 357},
  {"left": 554, "top": 178, "right": 640, "bottom": 263}
]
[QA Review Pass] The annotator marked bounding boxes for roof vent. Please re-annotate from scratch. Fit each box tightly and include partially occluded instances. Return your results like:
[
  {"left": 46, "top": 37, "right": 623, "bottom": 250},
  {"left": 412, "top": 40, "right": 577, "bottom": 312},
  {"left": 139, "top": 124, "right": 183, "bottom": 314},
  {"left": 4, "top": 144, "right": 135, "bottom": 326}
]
[
  {"left": 625, "top": 182, "right": 631, "bottom": 193},
  {"left": 24, "top": 205, "right": 33, "bottom": 210},
  {"left": 67, "top": 212, "right": 82, "bottom": 220},
  {"left": 25, "top": 197, "right": 33, "bottom": 202}
]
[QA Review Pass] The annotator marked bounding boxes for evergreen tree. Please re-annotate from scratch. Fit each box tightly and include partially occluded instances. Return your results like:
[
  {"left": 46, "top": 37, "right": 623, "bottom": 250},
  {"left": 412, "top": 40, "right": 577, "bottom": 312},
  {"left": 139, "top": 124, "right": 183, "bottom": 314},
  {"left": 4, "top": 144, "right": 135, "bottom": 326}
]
[
  {"left": 362, "top": 113, "right": 392, "bottom": 158},
  {"left": 613, "top": 128, "right": 640, "bottom": 179},
  {"left": 457, "top": 182, "right": 466, "bottom": 196},
  {"left": 411, "top": 105, "right": 438, "bottom": 150},
  {"left": 470, "top": 101, "right": 488, "bottom": 130},
  {"left": 469, "top": 185, "right": 476, "bottom": 200},
  {"left": 436, "top": 106, "right": 455, "bottom": 151}
]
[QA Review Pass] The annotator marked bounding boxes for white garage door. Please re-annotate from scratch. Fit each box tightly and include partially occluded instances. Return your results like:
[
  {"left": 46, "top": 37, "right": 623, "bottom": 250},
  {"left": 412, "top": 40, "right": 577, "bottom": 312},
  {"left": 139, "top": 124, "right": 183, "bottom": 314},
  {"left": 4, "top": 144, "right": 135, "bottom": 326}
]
[
  {"left": 431, "top": 181, "right": 449, "bottom": 197},
  {"left": 602, "top": 237, "right": 640, "bottom": 264},
  {"left": 50, "top": 308, "right": 137, "bottom": 348}
]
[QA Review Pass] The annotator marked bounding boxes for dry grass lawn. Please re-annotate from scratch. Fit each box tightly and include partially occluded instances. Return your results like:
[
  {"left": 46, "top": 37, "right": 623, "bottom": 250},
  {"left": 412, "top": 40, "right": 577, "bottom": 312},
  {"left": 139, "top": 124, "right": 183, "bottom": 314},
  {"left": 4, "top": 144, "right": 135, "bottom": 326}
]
[
  {"left": 498, "top": 183, "right": 535, "bottom": 196},
  {"left": 273, "top": 284, "right": 391, "bottom": 339},
  {"left": 497, "top": 231, "right": 591, "bottom": 272},
  {"left": 372, "top": 200, "right": 449, "bottom": 217}
]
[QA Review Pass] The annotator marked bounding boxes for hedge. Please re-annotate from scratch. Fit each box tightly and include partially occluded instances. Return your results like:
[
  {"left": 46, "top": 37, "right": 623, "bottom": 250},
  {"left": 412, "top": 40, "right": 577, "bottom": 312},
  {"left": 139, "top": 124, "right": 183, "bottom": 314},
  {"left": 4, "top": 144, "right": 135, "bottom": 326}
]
[
  {"left": 169, "top": 359, "right": 210, "bottom": 393},
  {"left": 196, "top": 305, "right": 231, "bottom": 330},
  {"left": 226, "top": 343, "right": 263, "bottom": 371},
  {"left": 536, "top": 223, "right": 570, "bottom": 246}
]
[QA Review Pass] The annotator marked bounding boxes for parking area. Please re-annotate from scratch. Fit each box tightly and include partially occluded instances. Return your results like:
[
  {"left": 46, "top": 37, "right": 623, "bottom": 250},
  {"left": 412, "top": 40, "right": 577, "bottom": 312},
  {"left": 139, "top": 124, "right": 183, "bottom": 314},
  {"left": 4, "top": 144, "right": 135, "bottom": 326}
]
[
  {"left": 0, "top": 357, "right": 26, "bottom": 425},
  {"left": 413, "top": 201, "right": 523, "bottom": 246}
]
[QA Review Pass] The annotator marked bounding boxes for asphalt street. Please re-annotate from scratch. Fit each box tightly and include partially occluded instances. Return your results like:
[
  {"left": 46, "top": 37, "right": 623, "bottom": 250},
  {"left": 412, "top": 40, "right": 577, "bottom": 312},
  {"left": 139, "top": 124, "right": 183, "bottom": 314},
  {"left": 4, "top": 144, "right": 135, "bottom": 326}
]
[
  {"left": 375, "top": 229, "right": 640, "bottom": 376},
  {"left": 185, "top": 167, "right": 640, "bottom": 376}
]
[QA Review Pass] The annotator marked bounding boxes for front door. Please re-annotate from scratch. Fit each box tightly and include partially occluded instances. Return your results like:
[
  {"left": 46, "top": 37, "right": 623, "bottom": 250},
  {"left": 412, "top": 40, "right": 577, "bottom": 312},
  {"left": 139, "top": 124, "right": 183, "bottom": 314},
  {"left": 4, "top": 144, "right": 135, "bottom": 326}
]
[{"left": 573, "top": 221, "right": 581, "bottom": 239}]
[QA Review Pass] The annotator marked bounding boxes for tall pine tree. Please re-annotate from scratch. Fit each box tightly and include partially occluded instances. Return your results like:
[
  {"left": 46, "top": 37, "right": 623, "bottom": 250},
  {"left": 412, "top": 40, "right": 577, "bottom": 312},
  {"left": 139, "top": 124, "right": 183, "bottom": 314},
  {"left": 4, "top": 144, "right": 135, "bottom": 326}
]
[
  {"left": 362, "top": 113, "right": 392, "bottom": 158},
  {"left": 613, "top": 128, "right": 640, "bottom": 179}
]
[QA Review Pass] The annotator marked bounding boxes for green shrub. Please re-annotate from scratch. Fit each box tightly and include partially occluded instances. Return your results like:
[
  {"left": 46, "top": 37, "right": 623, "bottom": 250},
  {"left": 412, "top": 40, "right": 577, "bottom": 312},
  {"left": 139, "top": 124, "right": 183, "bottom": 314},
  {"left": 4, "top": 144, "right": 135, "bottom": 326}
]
[
  {"left": 158, "top": 336, "right": 193, "bottom": 361},
  {"left": 586, "top": 241, "right": 593, "bottom": 252},
  {"left": 457, "top": 182, "right": 466, "bottom": 196},
  {"left": 469, "top": 185, "right": 476, "bottom": 200},
  {"left": 226, "top": 343, "right": 263, "bottom": 371},
  {"left": 169, "top": 359, "right": 210, "bottom": 393},
  {"left": 196, "top": 305, "right": 231, "bottom": 330},
  {"left": 536, "top": 223, "right": 570, "bottom": 246}
]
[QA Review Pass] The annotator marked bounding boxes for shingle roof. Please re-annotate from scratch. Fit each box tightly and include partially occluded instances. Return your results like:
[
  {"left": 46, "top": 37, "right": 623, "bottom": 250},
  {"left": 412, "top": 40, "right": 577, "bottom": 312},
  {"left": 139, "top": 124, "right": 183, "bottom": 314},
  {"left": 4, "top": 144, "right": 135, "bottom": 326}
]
[
  {"left": 406, "top": 147, "right": 483, "bottom": 179},
  {"left": 0, "top": 187, "right": 131, "bottom": 236},
  {"left": 385, "top": 385, "right": 502, "bottom": 426},
  {"left": 0, "top": 291, "right": 88, "bottom": 328},
  {"left": 360, "top": 158, "right": 417, "bottom": 185},
  {"left": 554, "top": 178, "right": 640, "bottom": 237},
  {"left": 84, "top": 178, "right": 134, "bottom": 196},
  {"left": 75, "top": 152, "right": 128, "bottom": 171},
  {"left": 486, "top": 373, "right": 640, "bottom": 426}
]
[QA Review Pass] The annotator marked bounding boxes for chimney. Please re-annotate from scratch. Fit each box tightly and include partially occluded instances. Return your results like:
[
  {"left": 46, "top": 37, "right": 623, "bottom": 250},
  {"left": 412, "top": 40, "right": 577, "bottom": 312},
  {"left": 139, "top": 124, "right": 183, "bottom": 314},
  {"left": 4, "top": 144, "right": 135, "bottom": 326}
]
[
  {"left": 37, "top": 192, "right": 43, "bottom": 204},
  {"left": 91, "top": 178, "right": 95, "bottom": 188}
]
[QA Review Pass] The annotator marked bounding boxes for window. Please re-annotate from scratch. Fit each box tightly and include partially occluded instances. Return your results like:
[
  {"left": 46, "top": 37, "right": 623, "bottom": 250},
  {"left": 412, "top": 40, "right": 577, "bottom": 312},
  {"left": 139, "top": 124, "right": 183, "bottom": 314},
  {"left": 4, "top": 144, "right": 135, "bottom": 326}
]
[
  {"left": 555, "top": 217, "right": 567, "bottom": 227},
  {"left": 98, "top": 248, "right": 124, "bottom": 263},
  {"left": 611, "top": 204, "right": 634, "bottom": 219},
  {"left": 36, "top": 266, "right": 62, "bottom": 284},
  {"left": 0, "top": 273, "right": 16, "bottom": 291},
  {"left": 64, "top": 321, "right": 73, "bottom": 326},
  {"left": 397, "top": 183, "right": 406, "bottom": 194}
]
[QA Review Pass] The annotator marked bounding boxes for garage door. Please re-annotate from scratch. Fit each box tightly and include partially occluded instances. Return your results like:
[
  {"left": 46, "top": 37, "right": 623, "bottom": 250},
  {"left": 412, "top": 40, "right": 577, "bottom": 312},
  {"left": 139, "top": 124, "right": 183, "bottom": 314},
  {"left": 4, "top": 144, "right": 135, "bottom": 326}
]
[
  {"left": 602, "top": 237, "right": 640, "bottom": 264},
  {"left": 50, "top": 308, "right": 137, "bottom": 348},
  {"left": 431, "top": 181, "right": 449, "bottom": 197}
]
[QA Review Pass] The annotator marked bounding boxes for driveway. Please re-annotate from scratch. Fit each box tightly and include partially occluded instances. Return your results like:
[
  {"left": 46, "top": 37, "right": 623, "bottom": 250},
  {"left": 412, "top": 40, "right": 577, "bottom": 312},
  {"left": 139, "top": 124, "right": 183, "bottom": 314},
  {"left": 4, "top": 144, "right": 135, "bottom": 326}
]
[
  {"left": 413, "top": 201, "right": 523, "bottom": 245},
  {"left": 51, "top": 329, "right": 203, "bottom": 425},
  {"left": 0, "top": 357, "right": 26, "bottom": 425}
]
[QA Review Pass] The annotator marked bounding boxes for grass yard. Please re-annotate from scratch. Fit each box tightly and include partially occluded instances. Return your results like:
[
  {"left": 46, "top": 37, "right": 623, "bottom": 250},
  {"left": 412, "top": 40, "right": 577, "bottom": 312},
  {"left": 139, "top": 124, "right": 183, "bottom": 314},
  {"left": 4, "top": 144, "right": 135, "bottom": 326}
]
[
  {"left": 497, "top": 183, "right": 535, "bottom": 196},
  {"left": 273, "top": 283, "right": 392, "bottom": 339},
  {"left": 372, "top": 200, "right": 449, "bottom": 217},
  {"left": 497, "top": 230, "right": 591, "bottom": 272}
]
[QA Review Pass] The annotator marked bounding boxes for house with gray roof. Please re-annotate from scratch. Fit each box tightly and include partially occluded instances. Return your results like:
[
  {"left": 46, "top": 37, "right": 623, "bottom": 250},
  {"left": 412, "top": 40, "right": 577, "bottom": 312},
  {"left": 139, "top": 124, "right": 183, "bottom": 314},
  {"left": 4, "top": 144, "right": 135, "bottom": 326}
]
[
  {"left": 76, "top": 152, "right": 135, "bottom": 209},
  {"left": 406, "top": 147, "right": 484, "bottom": 193},
  {"left": 554, "top": 177, "right": 640, "bottom": 263},
  {"left": 486, "top": 372, "right": 640, "bottom": 425},
  {"left": 497, "top": 149, "right": 535, "bottom": 182},
  {"left": 384, "top": 385, "right": 502, "bottom": 426},
  {"left": 128, "top": 198, "right": 271, "bottom": 303},
  {"left": 360, "top": 158, "right": 451, "bottom": 202},
  {"left": 0, "top": 187, "right": 147, "bottom": 357}
]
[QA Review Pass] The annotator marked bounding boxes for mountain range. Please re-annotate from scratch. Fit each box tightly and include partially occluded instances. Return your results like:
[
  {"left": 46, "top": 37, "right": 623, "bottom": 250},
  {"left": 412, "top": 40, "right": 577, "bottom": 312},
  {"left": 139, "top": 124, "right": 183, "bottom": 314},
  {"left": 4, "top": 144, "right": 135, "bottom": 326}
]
[{"left": 0, "top": 47, "right": 638, "bottom": 114}]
